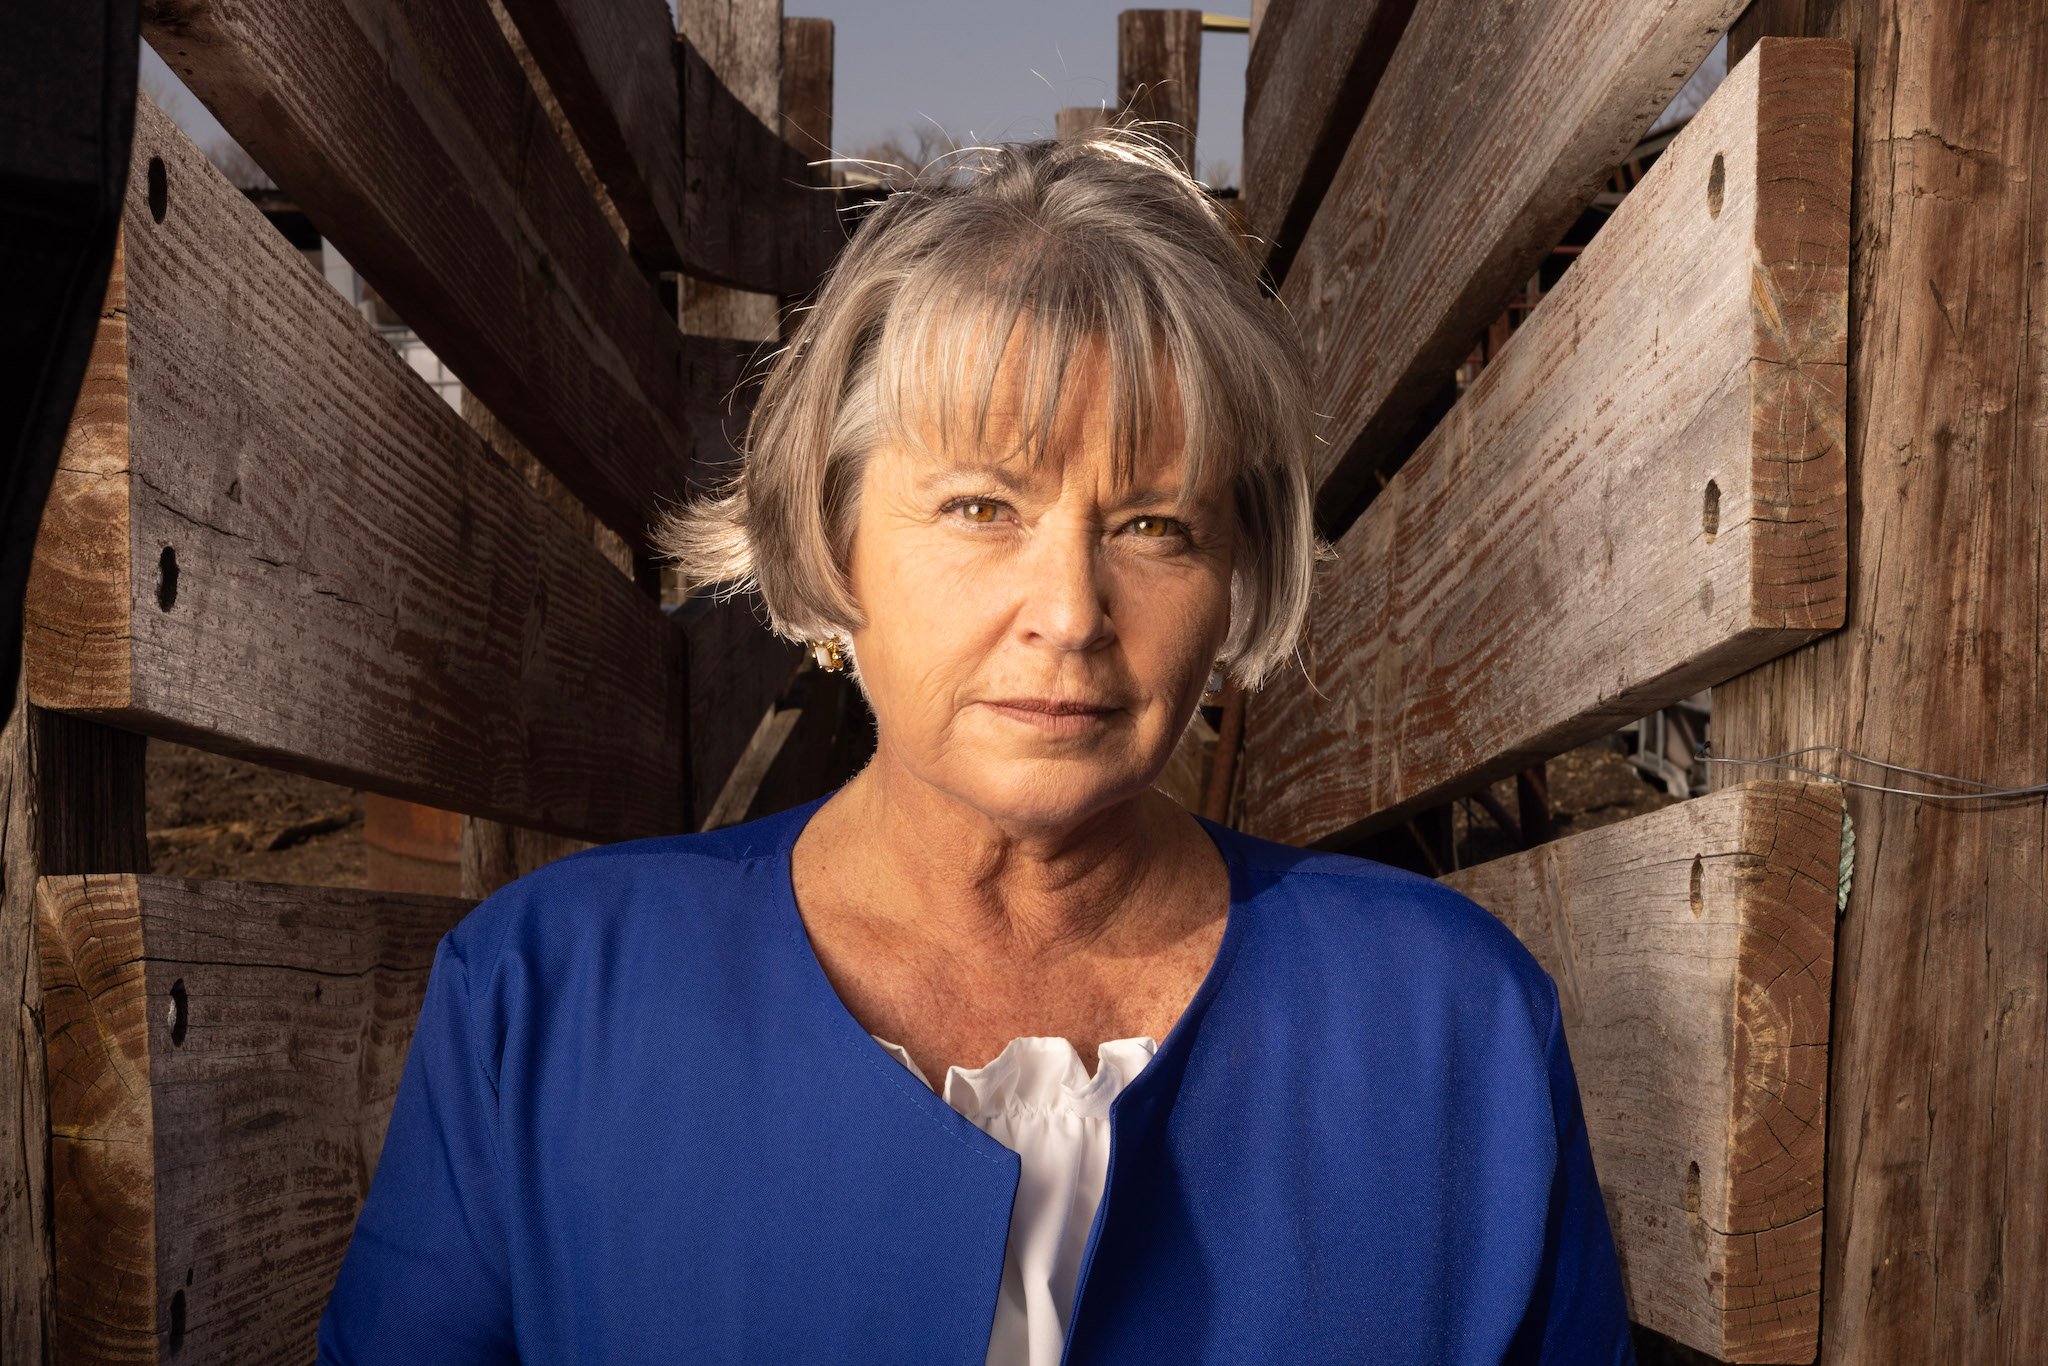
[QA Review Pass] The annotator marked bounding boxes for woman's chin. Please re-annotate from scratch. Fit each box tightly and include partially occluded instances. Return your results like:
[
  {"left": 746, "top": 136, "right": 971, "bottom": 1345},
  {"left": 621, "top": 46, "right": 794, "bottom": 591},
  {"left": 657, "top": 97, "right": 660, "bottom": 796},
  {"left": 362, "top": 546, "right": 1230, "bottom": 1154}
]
[{"left": 935, "top": 759, "right": 1162, "bottom": 833}]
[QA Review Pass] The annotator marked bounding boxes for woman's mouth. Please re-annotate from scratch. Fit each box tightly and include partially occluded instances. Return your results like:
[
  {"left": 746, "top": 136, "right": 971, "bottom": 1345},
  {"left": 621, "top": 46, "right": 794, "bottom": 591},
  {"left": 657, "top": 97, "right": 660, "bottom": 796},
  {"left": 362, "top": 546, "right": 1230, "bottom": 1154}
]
[{"left": 979, "top": 697, "right": 1122, "bottom": 734}]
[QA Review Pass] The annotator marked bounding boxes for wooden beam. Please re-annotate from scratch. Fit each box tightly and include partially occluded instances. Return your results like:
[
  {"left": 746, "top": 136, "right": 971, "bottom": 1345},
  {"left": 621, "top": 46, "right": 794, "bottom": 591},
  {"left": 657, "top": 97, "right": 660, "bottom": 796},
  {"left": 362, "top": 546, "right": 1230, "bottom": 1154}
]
[
  {"left": 678, "top": 0, "right": 845, "bottom": 295},
  {"left": 780, "top": 17, "right": 835, "bottom": 179},
  {"left": 700, "top": 655, "right": 867, "bottom": 830},
  {"left": 494, "top": 0, "right": 691, "bottom": 272},
  {"left": 23, "top": 99, "right": 688, "bottom": 843},
  {"left": 1057, "top": 106, "right": 1114, "bottom": 140},
  {"left": 1241, "top": 0, "right": 1415, "bottom": 284},
  {"left": 36, "top": 872, "right": 470, "bottom": 1363},
  {"left": 685, "top": 596, "right": 805, "bottom": 828},
  {"left": 141, "top": 0, "right": 703, "bottom": 548},
  {"left": 1117, "top": 9, "right": 1204, "bottom": 176},
  {"left": 1443, "top": 780, "right": 1841, "bottom": 1362},
  {"left": 1713, "top": 2, "right": 2048, "bottom": 1358},
  {"left": 1281, "top": 0, "right": 1748, "bottom": 531},
  {"left": 1, "top": 675, "right": 149, "bottom": 1366},
  {"left": 1240, "top": 38, "right": 1851, "bottom": 849}
]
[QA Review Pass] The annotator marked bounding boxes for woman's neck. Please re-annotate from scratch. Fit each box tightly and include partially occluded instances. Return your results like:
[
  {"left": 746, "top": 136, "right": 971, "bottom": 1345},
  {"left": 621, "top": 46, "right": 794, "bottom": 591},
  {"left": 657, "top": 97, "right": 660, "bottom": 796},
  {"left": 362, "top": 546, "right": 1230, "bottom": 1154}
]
[{"left": 799, "top": 755, "right": 1216, "bottom": 967}]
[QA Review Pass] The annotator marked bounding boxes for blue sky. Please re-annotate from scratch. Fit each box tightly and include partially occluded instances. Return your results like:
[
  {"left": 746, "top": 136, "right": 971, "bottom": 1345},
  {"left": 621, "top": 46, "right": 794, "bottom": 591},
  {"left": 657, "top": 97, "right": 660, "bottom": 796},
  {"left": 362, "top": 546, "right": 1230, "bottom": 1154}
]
[
  {"left": 783, "top": 1, "right": 1247, "bottom": 184},
  {"left": 142, "top": 3, "right": 1250, "bottom": 188}
]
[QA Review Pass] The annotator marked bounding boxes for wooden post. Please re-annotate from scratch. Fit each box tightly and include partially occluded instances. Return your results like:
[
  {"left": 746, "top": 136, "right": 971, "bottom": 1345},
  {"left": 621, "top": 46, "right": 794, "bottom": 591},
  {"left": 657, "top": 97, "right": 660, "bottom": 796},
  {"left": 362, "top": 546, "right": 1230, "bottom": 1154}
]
[
  {"left": 678, "top": 0, "right": 786, "bottom": 342},
  {"left": 1717, "top": 1, "right": 2048, "bottom": 1358},
  {"left": 1057, "top": 106, "right": 1114, "bottom": 140},
  {"left": 1, "top": 668, "right": 149, "bottom": 1363},
  {"left": 781, "top": 17, "right": 835, "bottom": 183},
  {"left": 1117, "top": 9, "right": 1203, "bottom": 175}
]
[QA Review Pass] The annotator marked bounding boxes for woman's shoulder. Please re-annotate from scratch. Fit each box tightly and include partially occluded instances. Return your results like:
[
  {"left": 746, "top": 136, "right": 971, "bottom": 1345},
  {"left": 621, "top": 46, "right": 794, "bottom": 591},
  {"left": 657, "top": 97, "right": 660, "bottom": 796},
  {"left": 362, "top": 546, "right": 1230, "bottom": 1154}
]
[
  {"left": 441, "top": 803, "right": 812, "bottom": 976},
  {"left": 1207, "top": 819, "right": 1558, "bottom": 1027}
]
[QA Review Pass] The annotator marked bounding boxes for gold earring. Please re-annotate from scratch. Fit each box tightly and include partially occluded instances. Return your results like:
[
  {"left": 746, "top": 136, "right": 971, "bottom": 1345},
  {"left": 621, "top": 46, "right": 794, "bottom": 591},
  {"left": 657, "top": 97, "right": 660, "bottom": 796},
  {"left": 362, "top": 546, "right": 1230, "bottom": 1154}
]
[
  {"left": 1201, "top": 659, "right": 1228, "bottom": 704},
  {"left": 808, "top": 636, "right": 849, "bottom": 673}
]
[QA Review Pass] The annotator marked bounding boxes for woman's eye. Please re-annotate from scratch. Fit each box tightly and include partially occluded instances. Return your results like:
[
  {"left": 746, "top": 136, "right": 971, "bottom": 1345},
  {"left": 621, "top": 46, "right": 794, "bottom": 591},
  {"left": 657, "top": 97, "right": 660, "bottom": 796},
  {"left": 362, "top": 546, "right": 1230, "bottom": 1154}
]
[
  {"left": 944, "top": 496, "right": 1008, "bottom": 525},
  {"left": 1127, "top": 515, "right": 1189, "bottom": 541}
]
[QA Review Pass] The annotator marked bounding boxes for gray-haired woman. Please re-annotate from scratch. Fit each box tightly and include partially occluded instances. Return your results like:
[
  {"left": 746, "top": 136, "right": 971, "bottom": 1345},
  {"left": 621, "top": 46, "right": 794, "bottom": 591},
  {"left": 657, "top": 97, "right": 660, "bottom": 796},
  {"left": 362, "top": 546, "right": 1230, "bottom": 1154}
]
[{"left": 318, "top": 126, "right": 1633, "bottom": 1365}]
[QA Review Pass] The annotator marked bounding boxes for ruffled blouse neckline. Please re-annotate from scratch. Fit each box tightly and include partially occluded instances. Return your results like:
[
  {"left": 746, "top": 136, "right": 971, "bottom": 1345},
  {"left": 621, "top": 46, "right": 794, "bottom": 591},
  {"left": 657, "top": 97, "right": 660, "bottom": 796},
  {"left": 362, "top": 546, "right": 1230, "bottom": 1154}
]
[{"left": 871, "top": 1034, "right": 1160, "bottom": 1120}]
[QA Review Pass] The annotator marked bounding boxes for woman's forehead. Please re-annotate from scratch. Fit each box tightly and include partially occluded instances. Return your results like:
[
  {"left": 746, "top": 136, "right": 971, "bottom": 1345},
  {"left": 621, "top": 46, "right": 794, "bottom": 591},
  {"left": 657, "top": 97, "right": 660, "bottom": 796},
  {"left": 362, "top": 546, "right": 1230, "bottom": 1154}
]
[{"left": 894, "top": 325, "right": 1193, "bottom": 469}]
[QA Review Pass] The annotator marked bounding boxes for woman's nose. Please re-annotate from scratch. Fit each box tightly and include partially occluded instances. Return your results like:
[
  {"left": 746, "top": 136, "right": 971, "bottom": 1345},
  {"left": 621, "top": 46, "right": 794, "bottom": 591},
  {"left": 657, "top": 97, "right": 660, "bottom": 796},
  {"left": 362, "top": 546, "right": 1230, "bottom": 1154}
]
[{"left": 1014, "top": 522, "right": 1115, "bottom": 653}]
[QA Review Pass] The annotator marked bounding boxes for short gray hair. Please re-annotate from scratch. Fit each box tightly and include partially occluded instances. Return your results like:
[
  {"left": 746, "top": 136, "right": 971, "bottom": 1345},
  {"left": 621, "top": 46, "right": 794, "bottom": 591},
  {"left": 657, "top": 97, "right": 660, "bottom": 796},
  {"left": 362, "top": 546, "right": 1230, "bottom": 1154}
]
[{"left": 651, "top": 121, "right": 1327, "bottom": 690}]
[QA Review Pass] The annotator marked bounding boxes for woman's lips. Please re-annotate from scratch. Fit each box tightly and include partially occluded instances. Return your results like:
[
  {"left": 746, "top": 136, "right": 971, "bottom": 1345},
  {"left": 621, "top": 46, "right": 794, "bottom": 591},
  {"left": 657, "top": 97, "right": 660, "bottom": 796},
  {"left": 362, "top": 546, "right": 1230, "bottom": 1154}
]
[{"left": 979, "top": 698, "right": 1122, "bottom": 734}]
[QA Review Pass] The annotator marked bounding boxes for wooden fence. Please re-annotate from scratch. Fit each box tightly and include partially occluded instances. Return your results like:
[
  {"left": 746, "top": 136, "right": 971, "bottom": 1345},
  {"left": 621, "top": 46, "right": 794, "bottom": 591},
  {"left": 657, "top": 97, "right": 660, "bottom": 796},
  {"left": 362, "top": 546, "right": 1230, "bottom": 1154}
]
[
  {"left": 4, "top": 0, "right": 847, "bottom": 1358},
  {"left": 1236, "top": 0, "right": 2043, "bottom": 1361}
]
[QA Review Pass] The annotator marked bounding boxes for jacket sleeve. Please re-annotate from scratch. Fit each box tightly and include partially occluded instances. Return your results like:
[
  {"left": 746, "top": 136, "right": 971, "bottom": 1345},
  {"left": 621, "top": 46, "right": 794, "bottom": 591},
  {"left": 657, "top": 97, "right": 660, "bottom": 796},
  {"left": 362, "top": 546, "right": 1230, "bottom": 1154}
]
[
  {"left": 317, "top": 927, "right": 520, "bottom": 1364},
  {"left": 1511, "top": 981, "right": 1637, "bottom": 1365}
]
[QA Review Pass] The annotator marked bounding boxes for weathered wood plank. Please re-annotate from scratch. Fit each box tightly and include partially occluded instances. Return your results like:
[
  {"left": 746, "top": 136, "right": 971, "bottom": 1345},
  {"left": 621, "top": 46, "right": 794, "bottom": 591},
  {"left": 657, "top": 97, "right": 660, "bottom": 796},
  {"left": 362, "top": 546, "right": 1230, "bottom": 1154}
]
[
  {"left": 1057, "top": 106, "right": 1114, "bottom": 140},
  {"left": 141, "top": 0, "right": 698, "bottom": 546},
  {"left": 36, "top": 872, "right": 470, "bottom": 1363},
  {"left": 23, "top": 98, "right": 688, "bottom": 843},
  {"left": 1117, "top": 9, "right": 1203, "bottom": 176},
  {"left": 1241, "top": 0, "right": 1415, "bottom": 283},
  {"left": 780, "top": 17, "right": 835, "bottom": 176},
  {"left": 495, "top": 0, "right": 691, "bottom": 271},
  {"left": 699, "top": 653, "right": 869, "bottom": 830},
  {"left": 1282, "top": 0, "right": 1748, "bottom": 529},
  {"left": 678, "top": 0, "right": 845, "bottom": 295},
  {"left": 1714, "top": 3, "right": 2048, "bottom": 1360},
  {"left": 1, "top": 667, "right": 150, "bottom": 1366},
  {"left": 685, "top": 594, "right": 805, "bottom": 826},
  {"left": 1241, "top": 37, "right": 1851, "bottom": 849},
  {"left": 1444, "top": 780, "right": 1841, "bottom": 1362}
]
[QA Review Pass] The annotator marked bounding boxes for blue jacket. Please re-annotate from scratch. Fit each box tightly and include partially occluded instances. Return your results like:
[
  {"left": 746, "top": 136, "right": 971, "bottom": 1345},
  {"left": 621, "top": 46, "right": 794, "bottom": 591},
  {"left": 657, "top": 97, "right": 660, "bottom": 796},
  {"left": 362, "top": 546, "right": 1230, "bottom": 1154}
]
[{"left": 318, "top": 792, "right": 1634, "bottom": 1364}]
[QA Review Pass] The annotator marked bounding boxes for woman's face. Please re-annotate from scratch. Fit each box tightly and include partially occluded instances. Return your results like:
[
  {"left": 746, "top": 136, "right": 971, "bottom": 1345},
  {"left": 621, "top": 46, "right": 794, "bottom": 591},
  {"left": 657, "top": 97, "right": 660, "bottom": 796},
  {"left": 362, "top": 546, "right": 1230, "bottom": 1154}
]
[{"left": 845, "top": 333, "right": 1236, "bottom": 830}]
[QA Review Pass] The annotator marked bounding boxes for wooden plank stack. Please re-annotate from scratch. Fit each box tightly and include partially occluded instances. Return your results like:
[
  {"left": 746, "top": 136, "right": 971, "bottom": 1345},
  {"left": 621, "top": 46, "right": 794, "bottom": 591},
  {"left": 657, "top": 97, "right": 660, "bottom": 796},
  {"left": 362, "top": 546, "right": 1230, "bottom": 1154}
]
[
  {"left": 1238, "top": 14, "right": 1859, "bottom": 1363},
  {"left": 5, "top": 1, "right": 849, "bottom": 1359}
]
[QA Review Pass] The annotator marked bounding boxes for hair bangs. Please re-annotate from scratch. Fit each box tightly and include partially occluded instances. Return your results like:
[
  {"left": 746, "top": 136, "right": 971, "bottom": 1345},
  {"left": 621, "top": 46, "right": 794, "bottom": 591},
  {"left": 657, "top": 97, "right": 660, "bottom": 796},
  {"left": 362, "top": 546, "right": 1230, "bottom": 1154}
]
[{"left": 866, "top": 247, "right": 1235, "bottom": 512}]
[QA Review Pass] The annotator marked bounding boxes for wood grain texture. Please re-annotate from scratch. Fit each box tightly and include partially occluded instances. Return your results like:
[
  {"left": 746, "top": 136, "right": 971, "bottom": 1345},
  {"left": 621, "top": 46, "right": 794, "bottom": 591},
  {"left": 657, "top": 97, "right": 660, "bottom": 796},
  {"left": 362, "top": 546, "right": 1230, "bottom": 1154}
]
[
  {"left": 1241, "top": 38, "right": 1851, "bottom": 850},
  {"left": 780, "top": 17, "right": 835, "bottom": 177},
  {"left": 140, "top": 0, "right": 696, "bottom": 547},
  {"left": 496, "top": 0, "right": 692, "bottom": 270},
  {"left": 1444, "top": 780, "right": 1841, "bottom": 1361},
  {"left": 0, "top": 672, "right": 150, "bottom": 1366},
  {"left": 678, "top": 0, "right": 845, "bottom": 295},
  {"left": 1241, "top": 0, "right": 1415, "bottom": 283},
  {"left": 1282, "top": 0, "right": 1749, "bottom": 530},
  {"left": 1117, "top": 9, "right": 1203, "bottom": 176},
  {"left": 684, "top": 0, "right": 782, "bottom": 121},
  {"left": 1057, "top": 106, "right": 1114, "bottom": 140},
  {"left": 36, "top": 872, "right": 469, "bottom": 1363},
  {"left": 23, "top": 99, "right": 689, "bottom": 843},
  {"left": 685, "top": 594, "right": 805, "bottom": 826},
  {"left": 1717, "top": 2, "right": 2048, "bottom": 1360}
]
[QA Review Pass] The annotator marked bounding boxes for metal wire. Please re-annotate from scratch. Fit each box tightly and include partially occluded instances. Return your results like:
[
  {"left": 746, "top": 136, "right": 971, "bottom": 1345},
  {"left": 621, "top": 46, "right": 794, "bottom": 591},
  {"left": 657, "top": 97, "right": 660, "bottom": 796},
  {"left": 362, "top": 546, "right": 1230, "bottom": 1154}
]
[{"left": 1695, "top": 742, "right": 2048, "bottom": 801}]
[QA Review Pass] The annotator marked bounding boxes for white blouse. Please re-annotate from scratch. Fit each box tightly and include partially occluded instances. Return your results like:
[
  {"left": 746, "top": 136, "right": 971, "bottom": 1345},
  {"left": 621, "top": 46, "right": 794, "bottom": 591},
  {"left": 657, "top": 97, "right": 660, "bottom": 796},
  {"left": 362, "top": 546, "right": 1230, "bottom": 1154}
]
[{"left": 870, "top": 1032, "right": 1160, "bottom": 1366}]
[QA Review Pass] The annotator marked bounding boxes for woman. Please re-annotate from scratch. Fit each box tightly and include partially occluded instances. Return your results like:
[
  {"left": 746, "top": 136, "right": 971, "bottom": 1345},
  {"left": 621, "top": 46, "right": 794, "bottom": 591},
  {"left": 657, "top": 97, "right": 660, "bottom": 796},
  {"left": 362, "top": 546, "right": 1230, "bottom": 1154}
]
[{"left": 318, "top": 126, "right": 1632, "bottom": 1364}]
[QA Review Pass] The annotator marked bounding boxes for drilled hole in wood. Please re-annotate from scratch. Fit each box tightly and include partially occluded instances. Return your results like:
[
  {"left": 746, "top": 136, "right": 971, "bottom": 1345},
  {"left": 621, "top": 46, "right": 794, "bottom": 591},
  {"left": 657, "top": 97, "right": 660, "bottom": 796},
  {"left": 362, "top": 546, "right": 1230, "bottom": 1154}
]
[
  {"left": 1685, "top": 1161, "right": 1702, "bottom": 1215},
  {"left": 168, "top": 978, "right": 189, "bottom": 1046},
  {"left": 1707, "top": 152, "right": 1724, "bottom": 218},
  {"left": 169, "top": 1288, "right": 186, "bottom": 1353},
  {"left": 157, "top": 545, "right": 179, "bottom": 610},
  {"left": 1690, "top": 855, "right": 1704, "bottom": 917},
  {"left": 148, "top": 156, "right": 168, "bottom": 224},
  {"left": 1702, "top": 480, "right": 1720, "bottom": 541}
]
